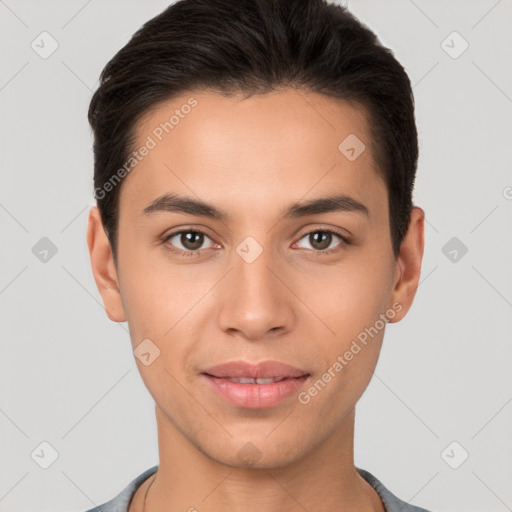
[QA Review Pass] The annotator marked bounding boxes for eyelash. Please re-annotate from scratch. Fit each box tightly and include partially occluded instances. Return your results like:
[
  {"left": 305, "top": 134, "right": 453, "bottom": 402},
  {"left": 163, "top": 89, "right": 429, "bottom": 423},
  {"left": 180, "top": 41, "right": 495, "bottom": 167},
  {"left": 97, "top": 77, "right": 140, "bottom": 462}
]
[{"left": 162, "top": 228, "right": 349, "bottom": 258}]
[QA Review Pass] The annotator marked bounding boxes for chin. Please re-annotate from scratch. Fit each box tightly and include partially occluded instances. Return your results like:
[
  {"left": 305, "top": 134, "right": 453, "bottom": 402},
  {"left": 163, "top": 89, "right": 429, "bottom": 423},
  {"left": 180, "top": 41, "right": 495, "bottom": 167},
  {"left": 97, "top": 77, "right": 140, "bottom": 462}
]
[{"left": 204, "top": 437, "right": 307, "bottom": 470}]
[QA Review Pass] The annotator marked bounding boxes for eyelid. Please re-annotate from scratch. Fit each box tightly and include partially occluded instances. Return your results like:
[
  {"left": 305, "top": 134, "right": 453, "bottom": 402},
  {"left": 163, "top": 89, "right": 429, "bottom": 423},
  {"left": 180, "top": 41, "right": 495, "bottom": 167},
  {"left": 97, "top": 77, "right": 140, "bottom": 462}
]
[
  {"left": 162, "top": 225, "right": 350, "bottom": 256},
  {"left": 162, "top": 227, "right": 216, "bottom": 256},
  {"left": 292, "top": 226, "right": 349, "bottom": 253},
  {"left": 295, "top": 224, "right": 350, "bottom": 241}
]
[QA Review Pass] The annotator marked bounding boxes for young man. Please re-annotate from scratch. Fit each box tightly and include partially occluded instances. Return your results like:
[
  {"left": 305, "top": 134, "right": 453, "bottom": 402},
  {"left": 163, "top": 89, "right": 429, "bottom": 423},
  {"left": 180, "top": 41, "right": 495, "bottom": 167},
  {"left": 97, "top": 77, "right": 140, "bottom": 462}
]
[{"left": 85, "top": 0, "right": 428, "bottom": 510}]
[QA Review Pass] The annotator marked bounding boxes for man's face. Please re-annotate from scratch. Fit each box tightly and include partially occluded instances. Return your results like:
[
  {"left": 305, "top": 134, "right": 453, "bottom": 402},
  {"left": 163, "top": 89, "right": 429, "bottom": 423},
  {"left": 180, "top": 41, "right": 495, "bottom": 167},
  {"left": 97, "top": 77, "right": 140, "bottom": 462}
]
[{"left": 103, "top": 89, "right": 407, "bottom": 467}]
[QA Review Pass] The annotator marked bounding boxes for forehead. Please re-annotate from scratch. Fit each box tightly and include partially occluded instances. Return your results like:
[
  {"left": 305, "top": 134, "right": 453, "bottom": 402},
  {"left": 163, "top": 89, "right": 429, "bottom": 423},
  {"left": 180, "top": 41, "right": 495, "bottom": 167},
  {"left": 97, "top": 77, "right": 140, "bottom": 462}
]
[{"left": 121, "top": 89, "right": 386, "bottom": 223}]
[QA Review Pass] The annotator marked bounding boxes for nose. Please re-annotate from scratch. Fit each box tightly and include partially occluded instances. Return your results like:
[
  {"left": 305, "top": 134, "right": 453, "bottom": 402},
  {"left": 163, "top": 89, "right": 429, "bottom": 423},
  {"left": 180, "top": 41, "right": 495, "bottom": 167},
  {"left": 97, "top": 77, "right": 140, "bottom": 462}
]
[{"left": 216, "top": 240, "right": 296, "bottom": 341}]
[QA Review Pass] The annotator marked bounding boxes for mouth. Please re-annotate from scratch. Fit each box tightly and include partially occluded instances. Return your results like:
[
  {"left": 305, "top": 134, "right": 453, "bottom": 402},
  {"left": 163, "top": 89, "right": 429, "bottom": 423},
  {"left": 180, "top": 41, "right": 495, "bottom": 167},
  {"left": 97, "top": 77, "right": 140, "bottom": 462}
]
[
  {"left": 200, "top": 360, "right": 310, "bottom": 409},
  {"left": 208, "top": 376, "right": 290, "bottom": 384}
]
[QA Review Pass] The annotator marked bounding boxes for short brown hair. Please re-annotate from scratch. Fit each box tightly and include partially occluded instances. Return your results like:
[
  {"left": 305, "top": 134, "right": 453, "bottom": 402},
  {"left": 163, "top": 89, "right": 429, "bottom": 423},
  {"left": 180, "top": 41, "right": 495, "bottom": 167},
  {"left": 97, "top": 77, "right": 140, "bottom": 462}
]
[{"left": 88, "top": 0, "right": 418, "bottom": 263}]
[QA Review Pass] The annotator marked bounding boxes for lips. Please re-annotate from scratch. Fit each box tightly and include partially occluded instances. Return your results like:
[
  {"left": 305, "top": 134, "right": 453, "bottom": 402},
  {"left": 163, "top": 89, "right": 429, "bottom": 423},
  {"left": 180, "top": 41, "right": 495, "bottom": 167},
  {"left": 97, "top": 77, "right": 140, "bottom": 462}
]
[
  {"left": 200, "top": 360, "right": 310, "bottom": 408},
  {"left": 201, "top": 360, "right": 309, "bottom": 380},
  {"left": 224, "top": 377, "right": 286, "bottom": 384}
]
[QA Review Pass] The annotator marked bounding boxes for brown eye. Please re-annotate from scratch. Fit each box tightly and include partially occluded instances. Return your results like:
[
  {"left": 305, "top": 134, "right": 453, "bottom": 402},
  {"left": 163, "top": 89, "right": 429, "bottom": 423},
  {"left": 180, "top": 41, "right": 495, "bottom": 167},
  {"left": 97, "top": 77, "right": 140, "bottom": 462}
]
[
  {"left": 164, "top": 230, "right": 215, "bottom": 254},
  {"left": 309, "top": 231, "right": 332, "bottom": 250},
  {"left": 295, "top": 229, "right": 347, "bottom": 253}
]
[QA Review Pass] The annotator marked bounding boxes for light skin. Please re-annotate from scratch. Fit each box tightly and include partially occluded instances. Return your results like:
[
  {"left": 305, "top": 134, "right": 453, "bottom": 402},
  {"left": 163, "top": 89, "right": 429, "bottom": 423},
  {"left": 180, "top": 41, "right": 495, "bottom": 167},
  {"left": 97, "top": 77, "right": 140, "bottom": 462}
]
[{"left": 87, "top": 89, "right": 424, "bottom": 512}]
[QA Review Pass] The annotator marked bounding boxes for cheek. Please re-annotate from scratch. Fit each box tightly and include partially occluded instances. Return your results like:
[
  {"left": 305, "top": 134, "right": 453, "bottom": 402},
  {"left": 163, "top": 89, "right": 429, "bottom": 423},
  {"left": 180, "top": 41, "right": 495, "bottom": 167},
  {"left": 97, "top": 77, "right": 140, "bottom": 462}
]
[
  {"left": 304, "top": 254, "right": 393, "bottom": 399},
  {"left": 116, "top": 248, "right": 212, "bottom": 387},
  {"left": 294, "top": 322, "right": 384, "bottom": 442},
  {"left": 117, "top": 241, "right": 183, "bottom": 338},
  {"left": 314, "top": 257, "right": 393, "bottom": 339}
]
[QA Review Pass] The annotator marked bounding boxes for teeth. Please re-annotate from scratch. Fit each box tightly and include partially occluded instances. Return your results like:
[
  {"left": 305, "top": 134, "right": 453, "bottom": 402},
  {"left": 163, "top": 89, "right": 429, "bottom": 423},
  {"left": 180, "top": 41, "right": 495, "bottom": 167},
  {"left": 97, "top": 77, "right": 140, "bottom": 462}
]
[
  {"left": 255, "top": 378, "right": 279, "bottom": 384},
  {"left": 233, "top": 377, "right": 257, "bottom": 384},
  {"left": 226, "top": 377, "right": 284, "bottom": 384}
]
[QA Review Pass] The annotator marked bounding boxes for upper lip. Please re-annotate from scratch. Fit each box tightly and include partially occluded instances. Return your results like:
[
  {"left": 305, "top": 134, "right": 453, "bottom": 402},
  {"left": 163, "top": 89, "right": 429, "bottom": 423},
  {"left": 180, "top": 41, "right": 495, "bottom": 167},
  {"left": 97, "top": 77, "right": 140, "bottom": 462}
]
[{"left": 201, "top": 360, "right": 309, "bottom": 379}]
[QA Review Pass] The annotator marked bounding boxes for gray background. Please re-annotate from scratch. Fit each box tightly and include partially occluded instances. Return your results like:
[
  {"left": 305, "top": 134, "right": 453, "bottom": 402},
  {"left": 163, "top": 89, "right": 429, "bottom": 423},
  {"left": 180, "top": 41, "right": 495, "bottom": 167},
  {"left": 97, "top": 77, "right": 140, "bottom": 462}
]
[{"left": 1, "top": 1, "right": 511, "bottom": 511}]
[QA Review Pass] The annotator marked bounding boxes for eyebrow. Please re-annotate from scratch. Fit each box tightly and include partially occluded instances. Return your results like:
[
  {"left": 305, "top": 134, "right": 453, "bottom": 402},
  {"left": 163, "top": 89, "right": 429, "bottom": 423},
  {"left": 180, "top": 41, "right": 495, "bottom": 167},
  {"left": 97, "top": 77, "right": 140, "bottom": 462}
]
[{"left": 142, "top": 193, "right": 369, "bottom": 220}]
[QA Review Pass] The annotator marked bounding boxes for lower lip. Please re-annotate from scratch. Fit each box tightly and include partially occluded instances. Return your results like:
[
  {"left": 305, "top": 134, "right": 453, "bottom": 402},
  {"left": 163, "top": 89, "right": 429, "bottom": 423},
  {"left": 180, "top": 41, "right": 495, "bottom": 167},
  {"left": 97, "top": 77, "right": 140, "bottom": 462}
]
[{"left": 202, "top": 374, "right": 310, "bottom": 409}]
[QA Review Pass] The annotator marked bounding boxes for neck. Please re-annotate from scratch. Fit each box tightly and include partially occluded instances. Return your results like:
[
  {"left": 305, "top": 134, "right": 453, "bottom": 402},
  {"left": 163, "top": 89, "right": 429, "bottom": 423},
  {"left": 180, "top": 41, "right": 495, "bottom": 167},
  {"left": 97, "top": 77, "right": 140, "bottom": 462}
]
[{"left": 133, "top": 405, "right": 384, "bottom": 512}]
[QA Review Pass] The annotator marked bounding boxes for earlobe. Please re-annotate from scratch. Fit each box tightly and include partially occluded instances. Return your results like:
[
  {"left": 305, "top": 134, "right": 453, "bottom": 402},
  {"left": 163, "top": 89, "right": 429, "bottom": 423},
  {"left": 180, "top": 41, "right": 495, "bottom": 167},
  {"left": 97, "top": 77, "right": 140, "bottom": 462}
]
[
  {"left": 388, "top": 206, "right": 425, "bottom": 323},
  {"left": 86, "top": 206, "right": 127, "bottom": 323}
]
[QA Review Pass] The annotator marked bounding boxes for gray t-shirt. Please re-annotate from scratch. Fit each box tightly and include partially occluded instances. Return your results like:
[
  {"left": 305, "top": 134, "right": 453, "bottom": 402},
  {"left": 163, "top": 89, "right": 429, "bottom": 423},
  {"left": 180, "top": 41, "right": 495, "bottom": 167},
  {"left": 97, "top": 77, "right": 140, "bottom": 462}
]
[{"left": 85, "top": 465, "right": 432, "bottom": 512}]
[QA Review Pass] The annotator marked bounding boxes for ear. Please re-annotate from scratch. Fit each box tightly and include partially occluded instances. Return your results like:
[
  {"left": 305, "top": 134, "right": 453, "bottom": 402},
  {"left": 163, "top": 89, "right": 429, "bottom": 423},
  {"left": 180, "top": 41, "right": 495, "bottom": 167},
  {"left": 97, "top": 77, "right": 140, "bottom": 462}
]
[
  {"left": 387, "top": 206, "right": 425, "bottom": 323},
  {"left": 86, "top": 206, "right": 126, "bottom": 322}
]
